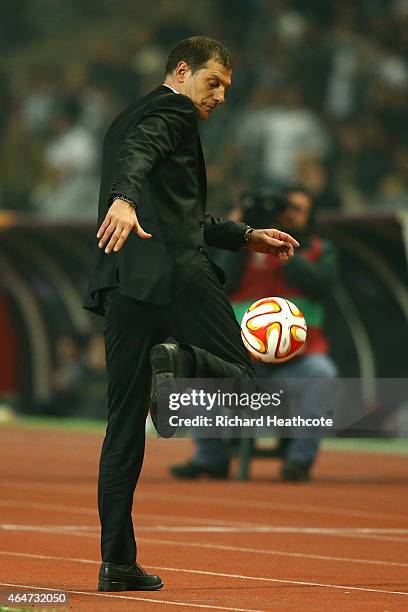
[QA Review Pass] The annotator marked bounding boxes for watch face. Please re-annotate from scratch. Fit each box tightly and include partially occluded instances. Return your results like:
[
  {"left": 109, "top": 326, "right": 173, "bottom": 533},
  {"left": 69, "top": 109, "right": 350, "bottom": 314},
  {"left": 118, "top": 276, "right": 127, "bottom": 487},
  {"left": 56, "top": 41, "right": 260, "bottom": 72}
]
[{"left": 244, "top": 227, "right": 253, "bottom": 242}]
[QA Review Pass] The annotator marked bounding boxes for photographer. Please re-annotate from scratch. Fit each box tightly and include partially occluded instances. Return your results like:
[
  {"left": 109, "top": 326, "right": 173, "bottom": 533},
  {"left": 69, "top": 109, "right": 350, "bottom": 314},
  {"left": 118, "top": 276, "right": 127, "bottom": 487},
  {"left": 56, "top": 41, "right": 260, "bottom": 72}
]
[{"left": 170, "top": 184, "right": 338, "bottom": 482}]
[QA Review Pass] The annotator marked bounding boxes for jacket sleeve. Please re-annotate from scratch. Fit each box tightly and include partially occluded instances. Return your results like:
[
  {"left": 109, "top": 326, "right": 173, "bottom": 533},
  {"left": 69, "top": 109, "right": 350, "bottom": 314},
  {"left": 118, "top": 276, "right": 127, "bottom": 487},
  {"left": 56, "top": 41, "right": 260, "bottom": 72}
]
[
  {"left": 203, "top": 214, "right": 247, "bottom": 252},
  {"left": 109, "top": 94, "right": 196, "bottom": 203},
  {"left": 284, "top": 239, "right": 339, "bottom": 297}
]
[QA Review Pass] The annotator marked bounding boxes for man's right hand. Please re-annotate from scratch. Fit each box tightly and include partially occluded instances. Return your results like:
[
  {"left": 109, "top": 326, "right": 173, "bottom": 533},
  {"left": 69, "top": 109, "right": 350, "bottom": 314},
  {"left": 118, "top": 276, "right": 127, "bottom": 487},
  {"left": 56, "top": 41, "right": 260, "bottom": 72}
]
[{"left": 96, "top": 198, "right": 152, "bottom": 253}]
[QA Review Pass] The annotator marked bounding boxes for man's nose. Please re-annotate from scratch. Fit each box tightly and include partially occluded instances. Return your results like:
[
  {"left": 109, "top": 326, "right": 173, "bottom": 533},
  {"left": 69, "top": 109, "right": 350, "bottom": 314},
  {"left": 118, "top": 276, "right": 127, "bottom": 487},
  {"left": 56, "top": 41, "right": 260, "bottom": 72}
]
[{"left": 214, "top": 88, "right": 225, "bottom": 104}]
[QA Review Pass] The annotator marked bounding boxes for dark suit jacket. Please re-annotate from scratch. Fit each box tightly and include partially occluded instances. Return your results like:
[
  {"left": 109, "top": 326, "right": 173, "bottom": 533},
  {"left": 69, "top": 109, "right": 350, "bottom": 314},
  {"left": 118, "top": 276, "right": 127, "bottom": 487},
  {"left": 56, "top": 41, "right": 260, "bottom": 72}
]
[{"left": 84, "top": 85, "right": 246, "bottom": 315}]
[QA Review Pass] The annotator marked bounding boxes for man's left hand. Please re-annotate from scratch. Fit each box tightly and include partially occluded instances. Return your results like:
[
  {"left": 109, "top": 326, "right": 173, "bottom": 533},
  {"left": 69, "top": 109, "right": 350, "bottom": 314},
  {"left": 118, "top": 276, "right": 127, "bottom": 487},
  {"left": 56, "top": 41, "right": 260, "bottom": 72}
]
[{"left": 246, "top": 228, "right": 299, "bottom": 261}]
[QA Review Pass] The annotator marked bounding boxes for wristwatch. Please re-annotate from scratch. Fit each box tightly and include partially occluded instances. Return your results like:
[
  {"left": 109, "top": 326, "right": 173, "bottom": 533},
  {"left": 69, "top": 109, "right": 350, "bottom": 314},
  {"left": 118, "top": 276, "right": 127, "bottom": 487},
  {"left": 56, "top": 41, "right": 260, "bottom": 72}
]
[{"left": 243, "top": 225, "right": 254, "bottom": 244}]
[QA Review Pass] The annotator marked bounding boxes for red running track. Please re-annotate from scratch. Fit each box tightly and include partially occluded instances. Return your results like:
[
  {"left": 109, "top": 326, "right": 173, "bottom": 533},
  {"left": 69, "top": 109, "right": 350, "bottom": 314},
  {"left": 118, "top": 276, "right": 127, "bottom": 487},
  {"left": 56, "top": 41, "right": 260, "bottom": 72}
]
[{"left": 1, "top": 425, "right": 408, "bottom": 611}]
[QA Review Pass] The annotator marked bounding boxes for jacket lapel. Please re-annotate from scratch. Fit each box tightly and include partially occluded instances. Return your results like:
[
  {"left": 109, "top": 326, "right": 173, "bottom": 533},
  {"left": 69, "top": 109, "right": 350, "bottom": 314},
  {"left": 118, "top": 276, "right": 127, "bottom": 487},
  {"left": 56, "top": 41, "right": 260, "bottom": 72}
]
[
  {"left": 197, "top": 134, "right": 207, "bottom": 211},
  {"left": 158, "top": 86, "right": 207, "bottom": 211}
]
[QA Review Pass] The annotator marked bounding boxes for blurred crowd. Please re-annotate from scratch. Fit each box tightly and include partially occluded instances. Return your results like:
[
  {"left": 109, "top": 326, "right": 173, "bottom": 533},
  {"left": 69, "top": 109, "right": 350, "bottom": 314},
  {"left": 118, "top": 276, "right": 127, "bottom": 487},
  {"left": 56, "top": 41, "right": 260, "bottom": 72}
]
[
  {"left": 1, "top": 0, "right": 408, "bottom": 217},
  {"left": 40, "top": 332, "right": 107, "bottom": 419}
]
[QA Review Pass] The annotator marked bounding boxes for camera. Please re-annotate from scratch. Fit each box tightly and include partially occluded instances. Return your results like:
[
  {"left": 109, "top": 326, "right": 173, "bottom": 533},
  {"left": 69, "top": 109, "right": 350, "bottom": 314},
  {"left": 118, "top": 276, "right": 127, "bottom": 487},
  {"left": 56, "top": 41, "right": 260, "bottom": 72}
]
[{"left": 240, "top": 187, "right": 288, "bottom": 228}]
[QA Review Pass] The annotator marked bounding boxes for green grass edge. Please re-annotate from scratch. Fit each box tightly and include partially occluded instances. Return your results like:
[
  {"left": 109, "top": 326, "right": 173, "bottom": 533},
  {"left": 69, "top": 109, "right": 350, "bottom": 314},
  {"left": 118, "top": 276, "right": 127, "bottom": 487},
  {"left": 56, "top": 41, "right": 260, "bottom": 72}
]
[{"left": 1, "top": 415, "right": 408, "bottom": 454}]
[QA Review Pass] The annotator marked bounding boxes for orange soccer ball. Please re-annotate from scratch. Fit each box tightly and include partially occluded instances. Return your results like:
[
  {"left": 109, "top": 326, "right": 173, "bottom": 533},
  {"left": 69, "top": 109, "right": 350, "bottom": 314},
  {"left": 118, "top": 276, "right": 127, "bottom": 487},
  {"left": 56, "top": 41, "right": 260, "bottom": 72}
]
[{"left": 240, "top": 297, "right": 307, "bottom": 363}]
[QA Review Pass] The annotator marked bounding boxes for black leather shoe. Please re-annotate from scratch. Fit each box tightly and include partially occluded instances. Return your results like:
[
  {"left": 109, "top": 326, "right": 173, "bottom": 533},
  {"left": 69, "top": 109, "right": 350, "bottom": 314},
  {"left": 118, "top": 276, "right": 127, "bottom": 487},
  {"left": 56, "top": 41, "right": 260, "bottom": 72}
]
[
  {"left": 150, "top": 343, "right": 191, "bottom": 379},
  {"left": 150, "top": 343, "right": 192, "bottom": 438},
  {"left": 170, "top": 460, "right": 229, "bottom": 480},
  {"left": 281, "top": 460, "right": 311, "bottom": 482},
  {"left": 98, "top": 562, "right": 163, "bottom": 592}
]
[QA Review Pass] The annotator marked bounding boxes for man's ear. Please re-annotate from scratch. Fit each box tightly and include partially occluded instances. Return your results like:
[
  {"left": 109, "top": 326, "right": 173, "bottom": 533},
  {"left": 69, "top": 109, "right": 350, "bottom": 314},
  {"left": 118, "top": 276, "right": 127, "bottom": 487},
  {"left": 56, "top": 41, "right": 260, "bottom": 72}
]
[{"left": 175, "top": 61, "right": 190, "bottom": 82}]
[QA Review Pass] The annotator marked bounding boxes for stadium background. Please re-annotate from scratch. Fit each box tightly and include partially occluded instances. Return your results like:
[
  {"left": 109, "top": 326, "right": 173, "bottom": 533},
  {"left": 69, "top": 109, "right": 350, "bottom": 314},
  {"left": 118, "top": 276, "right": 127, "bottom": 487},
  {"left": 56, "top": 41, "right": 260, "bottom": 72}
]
[
  {"left": 0, "top": 2, "right": 408, "bottom": 609},
  {"left": 0, "top": 0, "right": 407, "bottom": 419}
]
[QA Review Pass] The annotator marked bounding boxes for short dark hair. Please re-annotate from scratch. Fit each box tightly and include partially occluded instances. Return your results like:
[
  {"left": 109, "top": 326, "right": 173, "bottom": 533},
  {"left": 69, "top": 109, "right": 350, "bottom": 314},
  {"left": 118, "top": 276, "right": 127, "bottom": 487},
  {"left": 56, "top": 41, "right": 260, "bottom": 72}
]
[
  {"left": 165, "top": 36, "right": 233, "bottom": 76},
  {"left": 283, "top": 182, "right": 313, "bottom": 203}
]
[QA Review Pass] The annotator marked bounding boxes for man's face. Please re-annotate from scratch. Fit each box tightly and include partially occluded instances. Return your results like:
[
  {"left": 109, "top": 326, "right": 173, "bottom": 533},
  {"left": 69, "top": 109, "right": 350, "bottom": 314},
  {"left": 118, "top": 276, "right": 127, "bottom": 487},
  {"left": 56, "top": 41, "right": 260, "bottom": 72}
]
[
  {"left": 179, "top": 58, "right": 232, "bottom": 120},
  {"left": 278, "top": 191, "right": 312, "bottom": 231}
]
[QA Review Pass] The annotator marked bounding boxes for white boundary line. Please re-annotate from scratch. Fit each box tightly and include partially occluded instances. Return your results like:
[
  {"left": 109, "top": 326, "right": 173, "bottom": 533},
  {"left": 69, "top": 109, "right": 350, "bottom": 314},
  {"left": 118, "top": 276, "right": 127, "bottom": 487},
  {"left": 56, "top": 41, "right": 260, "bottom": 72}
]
[
  {"left": 0, "top": 500, "right": 96, "bottom": 517},
  {"left": 2, "top": 523, "right": 408, "bottom": 544},
  {"left": 138, "top": 490, "right": 408, "bottom": 522},
  {"left": 2, "top": 480, "right": 407, "bottom": 522},
  {"left": 2, "top": 534, "right": 408, "bottom": 571},
  {"left": 140, "top": 526, "right": 408, "bottom": 536},
  {"left": 0, "top": 525, "right": 98, "bottom": 534},
  {"left": 2, "top": 520, "right": 408, "bottom": 569},
  {"left": 137, "top": 538, "right": 408, "bottom": 568},
  {"left": 3, "top": 523, "right": 408, "bottom": 536},
  {"left": 1, "top": 553, "right": 408, "bottom": 597},
  {"left": 2, "top": 499, "right": 408, "bottom": 534},
  {"left": 0, "top": 500, "right": 306, "bottom": 529},
  {"left": 0, "top": 582, "right": 263, "bottom": 612},
  {"left": 2, "top": 499, "right": 408, "bottom": 544}
]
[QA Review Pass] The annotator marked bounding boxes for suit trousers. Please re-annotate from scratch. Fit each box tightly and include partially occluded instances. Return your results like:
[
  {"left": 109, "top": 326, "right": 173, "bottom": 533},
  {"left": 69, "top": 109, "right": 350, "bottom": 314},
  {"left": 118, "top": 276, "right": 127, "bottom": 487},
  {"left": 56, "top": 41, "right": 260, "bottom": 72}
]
[{"left": 99, "top": 254, "right": 253, "bottom": 563}]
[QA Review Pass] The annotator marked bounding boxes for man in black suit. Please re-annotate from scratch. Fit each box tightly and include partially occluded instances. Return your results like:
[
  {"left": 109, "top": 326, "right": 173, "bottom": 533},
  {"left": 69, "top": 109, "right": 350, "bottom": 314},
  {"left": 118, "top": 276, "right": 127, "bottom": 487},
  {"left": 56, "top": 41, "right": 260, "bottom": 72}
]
[{"left": 84, "top": 36, "right": 298, "bottom": 592}]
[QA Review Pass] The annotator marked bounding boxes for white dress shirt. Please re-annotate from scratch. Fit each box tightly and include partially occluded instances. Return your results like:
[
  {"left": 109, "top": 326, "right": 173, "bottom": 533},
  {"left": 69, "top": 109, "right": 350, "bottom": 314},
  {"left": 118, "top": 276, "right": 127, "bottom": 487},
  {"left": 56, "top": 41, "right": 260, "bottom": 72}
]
[{"left": 162, "top": 84, "right": 179, "bottom": 94}]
